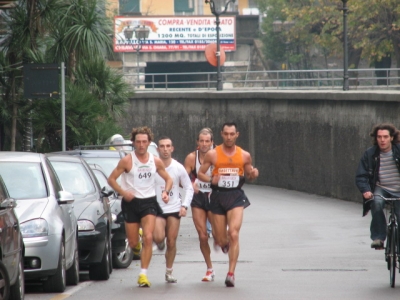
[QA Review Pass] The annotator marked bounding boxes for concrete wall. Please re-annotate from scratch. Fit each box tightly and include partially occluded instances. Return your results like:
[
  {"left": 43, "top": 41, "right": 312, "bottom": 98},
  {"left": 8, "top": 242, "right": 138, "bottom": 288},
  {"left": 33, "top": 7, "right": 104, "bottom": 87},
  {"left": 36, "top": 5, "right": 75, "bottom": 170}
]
[{"left": 120, "top": 90, "right": 400, "bottom": 204}]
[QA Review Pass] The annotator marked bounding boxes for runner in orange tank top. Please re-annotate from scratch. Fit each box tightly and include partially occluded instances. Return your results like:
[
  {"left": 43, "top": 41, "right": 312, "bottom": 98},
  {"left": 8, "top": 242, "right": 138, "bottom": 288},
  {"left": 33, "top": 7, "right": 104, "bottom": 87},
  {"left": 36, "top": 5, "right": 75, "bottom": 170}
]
[{"left": 198, "top": 122, "right": 259, "bottom": 287}]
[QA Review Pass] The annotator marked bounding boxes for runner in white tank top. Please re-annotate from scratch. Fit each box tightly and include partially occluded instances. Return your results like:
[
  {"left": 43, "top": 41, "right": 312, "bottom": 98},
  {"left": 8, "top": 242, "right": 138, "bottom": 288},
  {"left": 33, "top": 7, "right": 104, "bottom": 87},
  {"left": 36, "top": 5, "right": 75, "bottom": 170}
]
[
  {"left": 184, "top": 128, "right": 216, "bottom": 282},
  {"left": 153, "top": 137, "right": 194, "bottom": 283},
  {"left": 108, "top": 126, "right": 173, "bottom": 288}
]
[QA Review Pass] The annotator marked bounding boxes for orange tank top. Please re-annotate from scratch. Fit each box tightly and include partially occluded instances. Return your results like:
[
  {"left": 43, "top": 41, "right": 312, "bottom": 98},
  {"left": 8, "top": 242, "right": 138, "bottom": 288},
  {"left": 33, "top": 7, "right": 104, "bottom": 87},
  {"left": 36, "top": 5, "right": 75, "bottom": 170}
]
[{"left": 212, "top": 145, "right": 245, "bottom": 189}]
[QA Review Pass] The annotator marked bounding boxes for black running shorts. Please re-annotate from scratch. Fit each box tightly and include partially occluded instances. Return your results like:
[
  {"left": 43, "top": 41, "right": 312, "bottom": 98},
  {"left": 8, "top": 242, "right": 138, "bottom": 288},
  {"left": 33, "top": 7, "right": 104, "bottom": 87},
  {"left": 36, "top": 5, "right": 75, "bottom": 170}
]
[
  {"left": 190, "top": 191, "right": 211, "bottom": 211},
  {"left": 157, "top": 212, "right": 181, "bottom": 220},
  {"left": 209, "top": 188, "right": 250, "bottom": 215},
  {"left": 121, "top": 196, "right": 163, "bottom": 223}
]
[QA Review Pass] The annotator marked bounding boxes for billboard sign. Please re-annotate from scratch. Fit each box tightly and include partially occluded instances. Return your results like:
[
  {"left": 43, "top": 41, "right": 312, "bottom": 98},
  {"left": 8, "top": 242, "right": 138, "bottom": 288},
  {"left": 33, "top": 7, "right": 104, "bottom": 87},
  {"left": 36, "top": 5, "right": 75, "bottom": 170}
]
[{"left": 114, "top": 16, "right": 236, "bottom": 52}]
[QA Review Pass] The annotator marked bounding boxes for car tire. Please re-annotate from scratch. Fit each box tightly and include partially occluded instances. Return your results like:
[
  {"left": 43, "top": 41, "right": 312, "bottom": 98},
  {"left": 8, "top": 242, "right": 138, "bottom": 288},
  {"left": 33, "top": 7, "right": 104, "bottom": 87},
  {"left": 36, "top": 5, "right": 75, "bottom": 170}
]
[
  {"left": 66, "top": 235, "right": 79, "bottom": 285},
  {"left": 9, "top": 249, "right": 24, "bottom": 300},
  {"left": 112, "top": 238, "right": 134, "bottom": 269},
  {"left": 43, "top": 240, "right": 66, "bottom": 293},
  {"left": 0, "top": 260, "right": 10, "bottom": 300},
  {"left": 89, "top": 233, "right": 111, "bottom": 280}
]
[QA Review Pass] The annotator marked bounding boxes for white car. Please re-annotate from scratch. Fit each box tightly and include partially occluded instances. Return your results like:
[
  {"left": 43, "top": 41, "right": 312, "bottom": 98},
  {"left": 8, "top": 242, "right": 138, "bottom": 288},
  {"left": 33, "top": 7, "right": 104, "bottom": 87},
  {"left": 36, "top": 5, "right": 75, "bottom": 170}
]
[{"left": 0, "top": 152, "right": 79, "bottom": 293}]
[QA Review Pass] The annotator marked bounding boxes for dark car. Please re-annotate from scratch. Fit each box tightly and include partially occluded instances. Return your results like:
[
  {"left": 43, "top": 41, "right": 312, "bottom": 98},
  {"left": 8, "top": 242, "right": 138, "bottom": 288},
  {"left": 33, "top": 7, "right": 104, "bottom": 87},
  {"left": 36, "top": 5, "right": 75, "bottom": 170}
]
[
  {"left": 47, "top": 154, "right": 113, "bottom": 280},
  {"left": 89, "top": 163, "right": 134, "bottom": 268},
  {"left": 0, "top": 176, "right": 24, "bottom": 300}
]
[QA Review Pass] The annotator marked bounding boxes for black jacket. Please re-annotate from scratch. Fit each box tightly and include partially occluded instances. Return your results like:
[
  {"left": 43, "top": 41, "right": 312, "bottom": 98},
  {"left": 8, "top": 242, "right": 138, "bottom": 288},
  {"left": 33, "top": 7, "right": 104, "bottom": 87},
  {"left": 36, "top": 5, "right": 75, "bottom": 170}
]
[{"left": 355, "top": 143, "right": 400, "bottom": 216}]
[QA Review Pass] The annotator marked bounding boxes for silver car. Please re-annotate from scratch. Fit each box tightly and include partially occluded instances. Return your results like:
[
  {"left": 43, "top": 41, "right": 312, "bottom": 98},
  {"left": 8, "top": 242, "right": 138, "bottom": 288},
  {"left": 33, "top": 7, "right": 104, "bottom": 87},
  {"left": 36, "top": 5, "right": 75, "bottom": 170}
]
[{"left": 0, "top": 152, "right": 79, "bottom": 293}]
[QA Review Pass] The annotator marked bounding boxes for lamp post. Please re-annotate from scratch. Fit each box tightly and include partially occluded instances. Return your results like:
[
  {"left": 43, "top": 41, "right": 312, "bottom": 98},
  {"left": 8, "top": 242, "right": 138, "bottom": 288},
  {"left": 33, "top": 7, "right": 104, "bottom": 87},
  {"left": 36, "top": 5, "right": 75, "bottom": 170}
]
[
  {"left": 273, "top": 19, "right": 295, "bottom": 86},
  {"left": 131, "top": 25, "right": 150, "bottom": 89},
  {"left": 341, "top": 0, "right": 349, "bottom": 91},
  {"left": 205, "top": 0, "right": 236, "bottom": 91}
]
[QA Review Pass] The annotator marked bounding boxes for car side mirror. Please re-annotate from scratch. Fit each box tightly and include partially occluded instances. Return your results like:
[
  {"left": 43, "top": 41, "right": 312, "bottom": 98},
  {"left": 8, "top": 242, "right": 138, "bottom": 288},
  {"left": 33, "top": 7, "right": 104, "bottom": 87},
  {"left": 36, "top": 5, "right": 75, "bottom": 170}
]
[
  {"left": 0, "top": 198, "right": 17, "bottom": 209},
  {"left": 58, "top": 191, "right": 75, "bottom": 204},
  {"left": 101, "top": 186, "right": 114, "bottom": 197}
]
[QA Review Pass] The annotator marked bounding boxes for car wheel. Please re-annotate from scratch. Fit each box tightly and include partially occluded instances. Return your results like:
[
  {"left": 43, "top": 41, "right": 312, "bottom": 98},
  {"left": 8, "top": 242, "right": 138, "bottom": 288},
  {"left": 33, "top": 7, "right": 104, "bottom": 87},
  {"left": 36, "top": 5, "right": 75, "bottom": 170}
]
[
  {"left": 9, "top": 249, "right": 24, "bottom": 300},
  {"left": 66, "top": 235, "right": 79, "bottom": 285},
  {"left": 112, "top": 238, "right": 134, "bottom": 269},
  {"left": 43, "top": 240, "right": 66, "bottom": 293},
  {"left": 0, "top": 260, "right": 10, "bottom": 300},
  {"left": 89, "top": 233, "right": 111, "bottom": 280}
]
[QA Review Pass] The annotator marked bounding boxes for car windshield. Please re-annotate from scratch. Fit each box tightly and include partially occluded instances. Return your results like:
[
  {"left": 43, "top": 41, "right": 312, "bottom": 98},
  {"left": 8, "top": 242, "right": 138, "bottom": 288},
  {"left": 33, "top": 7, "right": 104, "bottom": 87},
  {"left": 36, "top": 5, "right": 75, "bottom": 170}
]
[
  {"left": 51, "top": 161, "right": 95, "bottom": 196},
  {"left": 83, "top": 157, "right": 120, "bottom": 177},
  {"left": 92, "top": 169, "right": 112, "bottom": 190},
  {"left": 0, "top": 162, "right": 47, "bottom": 199}
]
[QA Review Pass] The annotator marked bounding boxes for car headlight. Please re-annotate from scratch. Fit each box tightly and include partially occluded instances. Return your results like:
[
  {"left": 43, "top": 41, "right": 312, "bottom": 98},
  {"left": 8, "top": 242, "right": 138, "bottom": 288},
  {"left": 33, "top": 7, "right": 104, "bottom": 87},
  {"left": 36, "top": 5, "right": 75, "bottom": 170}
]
[
  {"left": 20, "top": 219, "right": 49, "bottom": 238},
  {"left": 78, "top": 220, "right": 95, "bottom": 231},
  {"left": 111, "top": 213, "right": 117, "bottom": 223}
]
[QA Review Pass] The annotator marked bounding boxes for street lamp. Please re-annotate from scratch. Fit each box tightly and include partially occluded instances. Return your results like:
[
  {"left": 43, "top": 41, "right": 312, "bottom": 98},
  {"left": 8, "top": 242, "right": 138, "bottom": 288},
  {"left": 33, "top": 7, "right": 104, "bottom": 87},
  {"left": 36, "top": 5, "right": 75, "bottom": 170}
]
[
  {"left": 273, "top": 19, "right": 295, "bottom": 86},
  {"left": 341, "top": 0, "right": 349, "bottom": 91},
  {"left": 205, "top": 0, "right": 236, "bottom": 91},
  {"left": 131, "top": 25, "right": 150, "bottom": 89}
]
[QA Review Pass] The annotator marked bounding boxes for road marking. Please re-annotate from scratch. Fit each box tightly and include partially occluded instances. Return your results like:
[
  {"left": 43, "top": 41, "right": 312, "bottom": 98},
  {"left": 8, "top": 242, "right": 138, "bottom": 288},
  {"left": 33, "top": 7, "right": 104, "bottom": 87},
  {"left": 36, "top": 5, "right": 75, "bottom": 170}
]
[
  {"left": 50, "top": 281, "right": 93, "bottom": 300},
  {"left": 282, "top": 269, "right": 368, "bottom": 272}
]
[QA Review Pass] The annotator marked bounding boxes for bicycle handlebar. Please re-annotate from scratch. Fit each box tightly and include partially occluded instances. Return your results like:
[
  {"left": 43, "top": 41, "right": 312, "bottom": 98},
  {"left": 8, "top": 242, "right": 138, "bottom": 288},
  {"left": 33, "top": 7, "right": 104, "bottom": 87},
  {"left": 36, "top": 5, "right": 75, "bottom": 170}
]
[{"left": 372, "top": 195, "right": 400, "bottom": 201}]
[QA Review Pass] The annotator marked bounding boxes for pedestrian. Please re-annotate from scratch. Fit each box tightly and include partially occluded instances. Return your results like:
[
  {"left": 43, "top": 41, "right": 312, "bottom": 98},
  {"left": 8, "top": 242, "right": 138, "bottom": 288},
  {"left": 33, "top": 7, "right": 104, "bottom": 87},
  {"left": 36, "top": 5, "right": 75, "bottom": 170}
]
[
  {"left": 184, "top": 128, "right": 216, "bottom": 282},
  {"left": 107, "top": 126, "right": 173, "bottom": 287},
  {"left": 153, "top": 137, "right": 194, "bottom": 283},
  {"left": 198, "top": 122, "right": 259, "bottom": 287},
  {"left": 355, "top": 123, "right": 400, "bottom": 249}
]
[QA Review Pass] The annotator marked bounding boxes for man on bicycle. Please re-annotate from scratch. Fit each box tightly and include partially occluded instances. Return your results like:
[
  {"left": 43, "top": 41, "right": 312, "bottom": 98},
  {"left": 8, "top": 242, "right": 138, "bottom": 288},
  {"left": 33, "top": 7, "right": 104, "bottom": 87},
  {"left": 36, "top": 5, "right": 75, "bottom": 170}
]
[{"left": 356, "top": 123, "right": 400, "bottom": 249}]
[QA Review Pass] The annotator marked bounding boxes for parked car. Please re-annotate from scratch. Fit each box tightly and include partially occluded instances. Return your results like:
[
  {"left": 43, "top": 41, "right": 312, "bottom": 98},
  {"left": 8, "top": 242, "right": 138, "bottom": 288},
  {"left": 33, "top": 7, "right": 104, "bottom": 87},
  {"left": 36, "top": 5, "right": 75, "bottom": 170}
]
[
  {"left": 0, "top": 152, "right": 78, "bottom": 293},
  {"left": 47, "top": 154, "right": 113, "bottom": 280},
  {"left": 0, "top": 175, "right": 24, "bottom": 300},
  {"left": 89, "top": 163, "right": 133, "bottom": 268}
]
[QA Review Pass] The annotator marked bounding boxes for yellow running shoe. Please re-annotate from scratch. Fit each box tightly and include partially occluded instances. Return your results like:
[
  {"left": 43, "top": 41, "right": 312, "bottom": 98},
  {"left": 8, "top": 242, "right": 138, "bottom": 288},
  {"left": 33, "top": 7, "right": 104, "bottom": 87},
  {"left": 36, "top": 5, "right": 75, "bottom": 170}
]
[
  {"left": 133, "top": 228, "right": 143, "bottom": 260},
  {"left": 138, "top": 274, "right": 151, "bottom": 287}
]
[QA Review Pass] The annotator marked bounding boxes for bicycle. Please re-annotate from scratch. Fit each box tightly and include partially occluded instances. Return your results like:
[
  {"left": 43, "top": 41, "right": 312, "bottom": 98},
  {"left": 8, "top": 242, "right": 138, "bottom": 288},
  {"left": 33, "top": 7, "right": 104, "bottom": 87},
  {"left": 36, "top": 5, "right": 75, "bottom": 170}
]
[{"left": 373, "top": 195, "right": 400, "bottom": 288}]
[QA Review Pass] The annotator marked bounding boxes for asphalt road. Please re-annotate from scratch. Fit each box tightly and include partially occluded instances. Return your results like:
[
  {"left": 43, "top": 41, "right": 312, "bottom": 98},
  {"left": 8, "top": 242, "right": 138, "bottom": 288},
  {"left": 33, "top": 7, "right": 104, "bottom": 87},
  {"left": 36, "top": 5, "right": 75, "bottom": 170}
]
[{"left": 25, "top": 185, "right": 400, "bottom": 300}]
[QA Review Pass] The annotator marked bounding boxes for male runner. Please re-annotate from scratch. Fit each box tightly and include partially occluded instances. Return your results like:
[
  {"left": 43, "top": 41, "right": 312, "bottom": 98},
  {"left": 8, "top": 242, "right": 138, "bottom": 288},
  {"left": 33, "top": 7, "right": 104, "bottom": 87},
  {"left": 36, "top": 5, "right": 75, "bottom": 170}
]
[
  {"left": 108, "top": 126, "right": 173, "bottom": 287},
  {"left": 198, "top": 122, "right": 259, "bottom": 287},
  {"left": 153, "top": 137, "right": 194, "bottom": 283},
  {"left": 184, "top": 128, "right": 216, "bottom": 282}
]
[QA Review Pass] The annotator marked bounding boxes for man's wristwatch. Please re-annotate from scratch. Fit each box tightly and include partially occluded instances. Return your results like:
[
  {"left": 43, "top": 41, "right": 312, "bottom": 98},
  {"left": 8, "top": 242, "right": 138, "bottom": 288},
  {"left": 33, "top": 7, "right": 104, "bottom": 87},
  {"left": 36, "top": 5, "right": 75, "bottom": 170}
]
[
  {"left": 162, "top": 190, "right": 170, "bottom": 194},
  {"left": 181, "top": 206, "right": 188, "bottom": 210}
]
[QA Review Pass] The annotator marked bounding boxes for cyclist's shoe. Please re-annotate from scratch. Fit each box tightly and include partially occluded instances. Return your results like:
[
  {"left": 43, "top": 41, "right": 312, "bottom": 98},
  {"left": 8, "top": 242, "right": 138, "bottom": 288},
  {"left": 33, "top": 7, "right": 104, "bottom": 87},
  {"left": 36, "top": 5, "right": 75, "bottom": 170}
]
[
  {"left": 138, "top": 274, "right": 151, "bottom": 287},
  {"left": 157, "top": 239, "right": 166, "bottom": 251},
  {"left": 221, "top": 242, "right": 230, "bottom": 254},
  {"left": 225, "top": 273, "right": 235, "bottom": 287},
  {"left": 165, "top": 272, "right": 178, "bottom": 283},
  {"left": 371, "top": 239, "right": 384, "bottom": 249},
  {"left": 202, "top": 270, "right": 215, "bottom": 282}
]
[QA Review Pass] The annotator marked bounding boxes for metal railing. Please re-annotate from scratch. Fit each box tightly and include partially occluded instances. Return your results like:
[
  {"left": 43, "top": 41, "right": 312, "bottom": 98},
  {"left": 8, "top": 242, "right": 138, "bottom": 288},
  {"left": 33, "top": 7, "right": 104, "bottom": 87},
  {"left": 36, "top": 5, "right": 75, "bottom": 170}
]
[{"left": 126, "top": 68, "right": 400, "bottom": 91}]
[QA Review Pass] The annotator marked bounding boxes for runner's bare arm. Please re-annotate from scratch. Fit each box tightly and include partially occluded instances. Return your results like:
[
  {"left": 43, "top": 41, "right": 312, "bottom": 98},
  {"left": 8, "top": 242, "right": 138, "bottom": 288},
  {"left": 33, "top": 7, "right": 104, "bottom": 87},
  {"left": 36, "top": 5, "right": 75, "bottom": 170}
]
[
  {"left": 108, "top": 156, "right": 135, "bottom": 201},
  {"left": 184, "top": 152, "right": 195, "bottom": 175},
  {"left": 198, "top": 149, "right": 218, "bottom": 185},
  {"left": 243, "top": 151, "right": 259, "bottom": 182}
]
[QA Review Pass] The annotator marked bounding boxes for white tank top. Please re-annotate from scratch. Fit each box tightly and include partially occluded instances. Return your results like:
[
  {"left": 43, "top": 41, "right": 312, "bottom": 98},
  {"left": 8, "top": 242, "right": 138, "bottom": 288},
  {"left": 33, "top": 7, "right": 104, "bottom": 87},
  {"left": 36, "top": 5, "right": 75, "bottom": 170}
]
[
  {"left": 195, "top": 150, "right": 212, "bottom": 193},
  {"left": 121, "top": 151, "right": 156, "bottom": 199}
]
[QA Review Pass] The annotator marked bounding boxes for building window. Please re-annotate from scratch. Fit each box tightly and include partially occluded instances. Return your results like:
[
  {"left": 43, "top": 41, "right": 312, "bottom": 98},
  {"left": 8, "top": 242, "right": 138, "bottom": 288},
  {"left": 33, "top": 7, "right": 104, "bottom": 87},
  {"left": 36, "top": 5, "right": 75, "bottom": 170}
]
[
  {"left": 174, "top": 0, "right": 194, "bottom": 14},
  {"left": 119, "top": 0, "right": 140, "bottom": 15}
]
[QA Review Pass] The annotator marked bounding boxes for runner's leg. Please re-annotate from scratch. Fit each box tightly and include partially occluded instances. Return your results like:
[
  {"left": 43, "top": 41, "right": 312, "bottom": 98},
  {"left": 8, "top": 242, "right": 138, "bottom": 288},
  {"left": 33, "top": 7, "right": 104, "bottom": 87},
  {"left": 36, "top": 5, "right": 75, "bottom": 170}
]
[
  {"left": 165, "top": 216, "right": 181, "bottom": 269},
  {"left": 153, "top": 216, "right": 166, "bottom": 245},
  {"left": 125, "top": 222, "right": 141, "bottom": 249},
  {"left": 140, "top": 214, "right": 157, "bottom": 269},
  {"left": 226, "top": 206, "right": 244, "bottom": 274},
  {"left": 192, "top": 207, "right": 213, "bottom": 268}
]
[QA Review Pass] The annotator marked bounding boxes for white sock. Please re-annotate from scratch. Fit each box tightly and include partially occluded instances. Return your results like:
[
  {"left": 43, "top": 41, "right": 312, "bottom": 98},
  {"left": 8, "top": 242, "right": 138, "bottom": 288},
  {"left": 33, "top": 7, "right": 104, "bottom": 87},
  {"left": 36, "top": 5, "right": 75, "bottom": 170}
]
[
  {"left": 166, "top": 268, "right": 173, "bottom": 274},
  {"left": 140, "top": 268, "right": 147, "bottom": 275}
]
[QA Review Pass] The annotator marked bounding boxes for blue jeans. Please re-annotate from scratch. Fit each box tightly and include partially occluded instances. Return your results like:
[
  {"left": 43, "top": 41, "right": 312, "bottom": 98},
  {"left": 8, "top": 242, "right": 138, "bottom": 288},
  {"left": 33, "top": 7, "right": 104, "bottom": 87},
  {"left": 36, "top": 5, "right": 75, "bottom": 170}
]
[
  {"left": 371, "top": 187, "right": 400, "bottom": 241},
  {"left": 206, "top": 219, "right": 212, "bottom": 234}
]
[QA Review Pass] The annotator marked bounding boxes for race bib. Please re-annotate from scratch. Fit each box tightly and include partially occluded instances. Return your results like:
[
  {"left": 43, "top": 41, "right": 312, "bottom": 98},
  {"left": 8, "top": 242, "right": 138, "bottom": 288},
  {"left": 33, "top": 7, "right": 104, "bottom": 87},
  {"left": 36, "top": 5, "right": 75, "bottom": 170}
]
[
  {"left": 159, "top": 185, "right": 179, "bottom": 201},
  {"left": 196, "top": 179, "right": 211, "bottom": 192},
  {"left": 218, "top": 175, "right": 239, "bottom": 188}
]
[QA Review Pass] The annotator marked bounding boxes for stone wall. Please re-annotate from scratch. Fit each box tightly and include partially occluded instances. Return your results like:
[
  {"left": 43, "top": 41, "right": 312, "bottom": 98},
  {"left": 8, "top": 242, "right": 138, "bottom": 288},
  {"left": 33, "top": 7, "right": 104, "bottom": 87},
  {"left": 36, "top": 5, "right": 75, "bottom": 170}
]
[{"left": 120, "top": 90, "right": 400, "bottom": 204}]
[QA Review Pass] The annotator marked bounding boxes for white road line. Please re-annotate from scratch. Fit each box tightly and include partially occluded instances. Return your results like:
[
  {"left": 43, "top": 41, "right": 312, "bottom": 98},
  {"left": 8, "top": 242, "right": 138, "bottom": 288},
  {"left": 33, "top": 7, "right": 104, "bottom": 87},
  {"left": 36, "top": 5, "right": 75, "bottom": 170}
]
[{"left": 50, "top": 281, "right": 94, "bottom": 300}]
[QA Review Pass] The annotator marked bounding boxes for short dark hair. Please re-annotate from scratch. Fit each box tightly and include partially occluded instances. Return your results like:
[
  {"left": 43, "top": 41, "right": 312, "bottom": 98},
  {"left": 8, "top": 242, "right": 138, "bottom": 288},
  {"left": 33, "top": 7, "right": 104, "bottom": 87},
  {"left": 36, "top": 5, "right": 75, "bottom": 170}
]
[
  {"left": 130, "top": 126, "right": 154, "bottom": 142},
  {"left": 221, "top": 122, "right": 238, "bottom": 132},
  {"left": 370, "top": 123, "right": 400, "bottom": 145},
  {"left": 158, "top": 136, "right": 173, "bottom": 146}
]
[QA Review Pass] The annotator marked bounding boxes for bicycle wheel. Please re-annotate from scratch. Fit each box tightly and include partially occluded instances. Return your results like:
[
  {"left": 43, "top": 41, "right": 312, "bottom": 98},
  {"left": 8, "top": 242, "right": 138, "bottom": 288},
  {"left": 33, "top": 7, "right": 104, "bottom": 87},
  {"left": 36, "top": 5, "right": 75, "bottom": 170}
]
[{"left": 389, "top": 225, "right": 397, "bottom": 288}]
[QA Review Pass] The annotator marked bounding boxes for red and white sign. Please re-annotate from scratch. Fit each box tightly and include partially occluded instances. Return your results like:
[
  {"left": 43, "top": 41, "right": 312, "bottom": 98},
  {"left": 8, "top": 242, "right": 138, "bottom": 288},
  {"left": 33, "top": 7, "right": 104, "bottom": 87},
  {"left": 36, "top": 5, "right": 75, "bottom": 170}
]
[{"left": 114, "top": 16, "right": 236, "bottom": 52}]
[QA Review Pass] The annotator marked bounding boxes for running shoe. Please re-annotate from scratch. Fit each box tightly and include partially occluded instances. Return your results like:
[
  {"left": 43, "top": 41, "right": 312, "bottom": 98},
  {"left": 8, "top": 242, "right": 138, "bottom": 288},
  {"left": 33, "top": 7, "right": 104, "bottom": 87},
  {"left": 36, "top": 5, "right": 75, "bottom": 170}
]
[
  {"left": 165, "top": 272, "right": 178, "bottom": 283},
  {"left": 213, "top": 241, "right": 220, "bottom": 252},
  {"left": 225, "top": 273, "right": 235, "bottom": 287},
  {"left": 202, "top": 270, "right": 215, "bottom": 282},
  {"left": 221, "top": 242, "right": 230, "bottom": 254},
  {"left": 138, "top": 274, "right": 151, "bottom": 287},
  {"left": 157, "top": 240, "right": 166, "bottom": 251}
]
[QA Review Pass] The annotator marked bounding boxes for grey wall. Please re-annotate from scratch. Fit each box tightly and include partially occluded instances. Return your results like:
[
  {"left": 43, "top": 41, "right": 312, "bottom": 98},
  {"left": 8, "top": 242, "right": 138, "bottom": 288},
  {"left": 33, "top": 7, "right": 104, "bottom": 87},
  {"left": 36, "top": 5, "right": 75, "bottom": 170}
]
[{"left": 120, "top": 90, "right": 400, "bottom": 204}]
